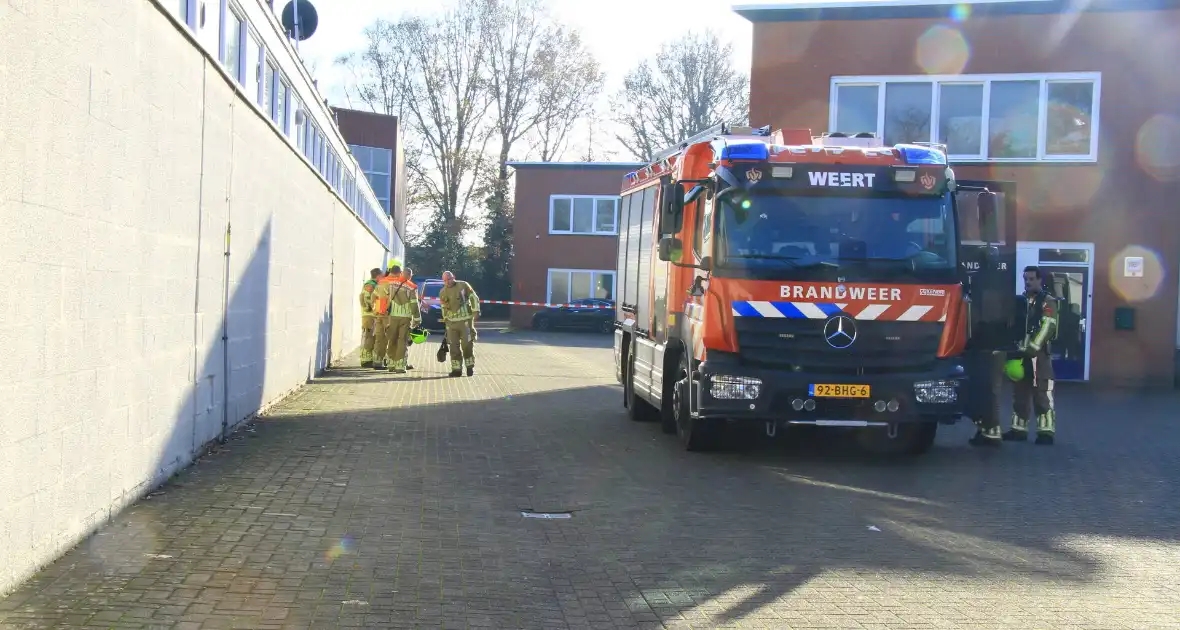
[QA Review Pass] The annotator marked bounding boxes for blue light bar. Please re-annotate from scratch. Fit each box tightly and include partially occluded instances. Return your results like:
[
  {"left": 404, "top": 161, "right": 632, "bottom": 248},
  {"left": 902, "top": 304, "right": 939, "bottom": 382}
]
[
  {"left": 896, "top": 144, "right": 948, "bottom": 165},
  {"left": 720, "top": 141, "right": 770, "bottom": 161}
]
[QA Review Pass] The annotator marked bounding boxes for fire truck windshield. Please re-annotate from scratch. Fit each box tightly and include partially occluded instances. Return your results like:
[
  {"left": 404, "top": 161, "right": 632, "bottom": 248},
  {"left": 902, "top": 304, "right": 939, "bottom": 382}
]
[{"left": 715, "top": 191, "right": 958, "bottom": 283}]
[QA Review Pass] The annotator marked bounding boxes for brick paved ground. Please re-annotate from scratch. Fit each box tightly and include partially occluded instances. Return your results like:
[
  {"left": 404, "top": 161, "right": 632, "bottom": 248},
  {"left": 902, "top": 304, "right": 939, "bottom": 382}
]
[{"left": 2, "top": 326, "right": 1178, "bottom": 629}]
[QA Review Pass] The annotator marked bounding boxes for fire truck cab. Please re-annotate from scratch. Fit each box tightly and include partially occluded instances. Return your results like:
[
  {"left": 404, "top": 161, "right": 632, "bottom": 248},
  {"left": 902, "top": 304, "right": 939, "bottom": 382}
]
[{"left": 614, "top": 124, "right": 1015, "bottom": 455}]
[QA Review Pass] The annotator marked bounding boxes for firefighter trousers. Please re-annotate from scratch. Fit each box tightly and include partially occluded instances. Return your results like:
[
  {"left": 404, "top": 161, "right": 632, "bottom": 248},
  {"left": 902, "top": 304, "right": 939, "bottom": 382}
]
[
  {"left": 372, "top": 316, "right": 392, "bottom": 365},
  {"left": 1012, "top": 356, "right": 1056, "bottom": 435},
  {"left": 445, "top": 318, "right": 476, "bottom": 370},
  {"left": 360, "top": 315, "right": 376, "bottom": 363},
  {"left": 386, "top": 316, "right": 412, "bottom": 370}
]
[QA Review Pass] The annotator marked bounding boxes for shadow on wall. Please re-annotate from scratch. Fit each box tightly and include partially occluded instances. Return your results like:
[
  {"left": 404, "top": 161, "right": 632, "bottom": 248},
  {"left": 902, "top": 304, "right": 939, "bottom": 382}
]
[{"left": 159, "top": 218, "right": 276, "bottom": 493}]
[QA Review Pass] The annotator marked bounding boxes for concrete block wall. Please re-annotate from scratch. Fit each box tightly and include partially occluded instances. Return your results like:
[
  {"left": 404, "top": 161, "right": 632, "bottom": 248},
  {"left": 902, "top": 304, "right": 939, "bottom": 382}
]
[{"left": 0, "top": 0, "right": 389, "bottom": 595}]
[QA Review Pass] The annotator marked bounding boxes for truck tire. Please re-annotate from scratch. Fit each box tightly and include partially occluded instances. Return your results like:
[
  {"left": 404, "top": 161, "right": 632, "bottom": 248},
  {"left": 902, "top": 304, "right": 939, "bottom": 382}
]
[
  {"left": 658, "top": 351, "right": 681, "bottom": 435},
  {"left": 673, "top": 354, "right": 720, "bottom": 451},
  {"left": 857, "top": 423, "right": 938, "bottom": 456},
  {"left": 625, "top": 352, "right": 657, "bottom": 422}
]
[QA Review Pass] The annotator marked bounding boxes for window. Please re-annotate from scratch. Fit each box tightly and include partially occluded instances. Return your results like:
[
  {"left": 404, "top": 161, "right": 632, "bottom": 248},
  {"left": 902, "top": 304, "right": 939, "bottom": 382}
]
[
  {"left": 830, "top": 73, "right": 1100, "bottom": 161},
  {"left": 223, "top": 9, "right": 244, "bottom": 82},
  {"left": 549, "top": 195, "right": 619, "bottom": 235},
  {"left": 292, "top": 95, "right": 305, "bottom": 144},
  {"left": 276, "top": 77, "right": 289, "bottom": 132},
  {"left": 173, "top": 0, "right": 193, "bottom": 27},
  {"left": 264, "top": 62, "right": 276, "bottom": 119},
  {"left": 547, "top": 269, "right": 616, "bottom": 304},
  {"left": 350, "top": 144, "right": 393, "bottom": 213},
  {"left": 246, "top": 34, "right": 262, "bottom": 105}
]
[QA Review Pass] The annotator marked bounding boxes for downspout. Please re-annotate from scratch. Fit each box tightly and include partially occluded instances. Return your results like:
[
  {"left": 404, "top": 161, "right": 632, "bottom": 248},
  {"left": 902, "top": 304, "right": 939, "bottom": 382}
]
[{"left": 220, "top": 100, "right": 236, "bottom": 443}]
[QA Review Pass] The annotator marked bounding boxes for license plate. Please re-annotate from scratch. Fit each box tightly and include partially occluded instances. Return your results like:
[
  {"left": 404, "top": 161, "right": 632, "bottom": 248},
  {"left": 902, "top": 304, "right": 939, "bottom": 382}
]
[{"left": 809, "top": 383, "right": 871, "bottom": 398}]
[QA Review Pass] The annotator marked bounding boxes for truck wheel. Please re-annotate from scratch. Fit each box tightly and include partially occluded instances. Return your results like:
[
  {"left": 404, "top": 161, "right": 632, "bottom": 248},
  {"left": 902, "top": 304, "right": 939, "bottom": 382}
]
[
  {"left": 625, "top": 352, "right": 656, "bottom": 422},
  {"left": 673, "top": 355, "right": 719, "bottom": 451},
  {"left": 857, "top": 423, "right": 938, "bottom": 456},
  {"left": 657, "top": 352, "right": 682, "bottom": 435}
]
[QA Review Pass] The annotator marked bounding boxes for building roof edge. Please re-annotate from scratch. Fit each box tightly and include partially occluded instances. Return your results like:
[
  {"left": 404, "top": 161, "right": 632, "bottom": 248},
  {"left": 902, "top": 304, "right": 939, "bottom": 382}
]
[{"left": 733, "top": 0, "right": 1180, "bottom": 22}]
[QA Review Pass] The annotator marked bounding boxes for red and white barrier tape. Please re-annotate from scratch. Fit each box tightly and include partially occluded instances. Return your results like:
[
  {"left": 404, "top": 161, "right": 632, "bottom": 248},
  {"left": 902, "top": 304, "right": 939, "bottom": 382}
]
[{"left": 478, "top": 300, "right": 612, "bottom": 309}]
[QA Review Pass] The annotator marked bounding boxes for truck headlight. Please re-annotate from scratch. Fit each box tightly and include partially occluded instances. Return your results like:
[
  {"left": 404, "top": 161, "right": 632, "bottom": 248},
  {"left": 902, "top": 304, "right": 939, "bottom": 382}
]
[
  {"left": 913, "top": 379, "right": 958, "bottom": 404},
  {"left": 710, "top": 375, "right": 762, "bottom": 400}
]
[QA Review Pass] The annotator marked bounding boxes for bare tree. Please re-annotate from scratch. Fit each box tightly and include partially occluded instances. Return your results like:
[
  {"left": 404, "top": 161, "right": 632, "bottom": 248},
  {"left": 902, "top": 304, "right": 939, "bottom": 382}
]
[
  {"left": 611, "top": 30, "right": 749, "bottom": 162},
  {"left": 403, "top": 5, "right": 498, "bottom": 228},
  {"left": 334, "top": 19, "right": 415, "bottom": 116},
  {"left": 530, "top": 29, "right": 604, "bottom": 162},
  {"left": 483, "top": 0, "right": 603, "bottom": 175}
]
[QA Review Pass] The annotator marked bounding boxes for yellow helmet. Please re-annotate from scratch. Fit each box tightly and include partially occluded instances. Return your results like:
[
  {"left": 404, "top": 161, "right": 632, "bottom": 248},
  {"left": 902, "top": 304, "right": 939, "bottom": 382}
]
[{"left": 387, "top": 258, "right": 402, "bottom": 270}]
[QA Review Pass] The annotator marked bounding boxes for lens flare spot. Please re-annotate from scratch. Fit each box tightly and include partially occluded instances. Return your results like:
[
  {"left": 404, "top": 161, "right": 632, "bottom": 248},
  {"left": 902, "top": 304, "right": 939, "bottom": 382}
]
[
  {"left": 949, "top": 3, "right": 972, "bottom": 22},
  {"left": 1107, "top": 246, "right": 1165, "bottom": 303},
  {"left": 1135, "top": 115, "right": 1180, "bottom": 182},
  {"left": 1044, "top": 166, "right": 1104, "bottom": 208},
  {"left": 916, "top": 25, "right": 970, "bottom": 75},
  {"left": 325, "top": 535, "right": 356, "bottom": 562}
]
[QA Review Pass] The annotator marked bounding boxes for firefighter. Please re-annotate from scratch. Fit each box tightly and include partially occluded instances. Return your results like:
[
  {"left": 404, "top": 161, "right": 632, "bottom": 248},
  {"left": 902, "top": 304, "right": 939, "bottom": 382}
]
[
  {"left": 1004, "top": 266, "right": 1060, "bottom": 445},
  {"left": 370, "top": 261, "right": 401, "bottom": 369},
  {"left": 358, "top": 268, "right": 382, "bottom": 368},
  {"left": 384, "top": 266, "right": 419, "bottom": 374},
  {"left": 402, "top": 267, "right": 420, "bottom": 371},
  {"left": 438, "top": 270, "right": 480, "bottom": 377}
]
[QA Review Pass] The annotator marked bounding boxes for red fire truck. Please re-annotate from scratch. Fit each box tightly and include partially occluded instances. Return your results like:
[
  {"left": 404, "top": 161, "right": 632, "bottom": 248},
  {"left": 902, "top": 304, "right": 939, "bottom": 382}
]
[{"left": 614, "top": 124, "right": 1014, "bottom": 455}]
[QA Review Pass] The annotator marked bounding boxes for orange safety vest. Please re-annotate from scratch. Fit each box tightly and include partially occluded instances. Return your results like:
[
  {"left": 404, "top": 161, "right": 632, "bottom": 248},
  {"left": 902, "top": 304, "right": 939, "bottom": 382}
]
[{"left": 375, "top": 276, "right": 417, "bottom": 315}]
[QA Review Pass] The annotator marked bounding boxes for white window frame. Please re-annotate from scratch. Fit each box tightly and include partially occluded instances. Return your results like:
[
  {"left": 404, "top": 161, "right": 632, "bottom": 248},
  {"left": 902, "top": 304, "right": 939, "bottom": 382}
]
[
  {"left": 175, "top": 0, "right": 196, "bottom": 29},
  {"left": 548, "top": 195, "right": 620, "bottom": 235},
  {"left": 828, "top": 72, "right": 1101, "bottom": 163},
  {"left": 546, "top": 269, "right": 618, "bottom": 305},
  {"left": 351, "top": 144, "right": 393, "bottom": 212},
  {"left": 220, "top": 4, "right": 246, "bottom": 83}
]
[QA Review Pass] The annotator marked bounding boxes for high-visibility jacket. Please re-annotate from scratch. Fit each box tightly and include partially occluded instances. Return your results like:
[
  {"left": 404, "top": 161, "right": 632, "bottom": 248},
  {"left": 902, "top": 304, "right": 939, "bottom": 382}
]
[
  {"left": 439, "top": 280, "right": 480, "bottom": 322},
  {"left": 359, "top": 280, "right": 377, "bottom": 316},
  {"left": 375, "top": 275, "right": 419, "bottom": 318}
]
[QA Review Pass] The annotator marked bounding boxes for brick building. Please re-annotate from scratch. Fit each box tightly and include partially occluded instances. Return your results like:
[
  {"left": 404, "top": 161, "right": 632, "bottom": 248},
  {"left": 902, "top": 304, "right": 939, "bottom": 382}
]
[
  {"left": 507, "top": 162, "right": 645, "bottom": 328},
  {"left": 735, "top": 0, "right": 1180, "bottom": 387},
  {"left": 332, "top": 108, "right": 408, "bottom": 242}
]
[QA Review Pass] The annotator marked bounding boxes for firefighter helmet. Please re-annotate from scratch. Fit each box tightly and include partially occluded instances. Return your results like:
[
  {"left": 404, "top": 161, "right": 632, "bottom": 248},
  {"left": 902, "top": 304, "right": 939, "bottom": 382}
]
[{"left": 1003, "top": 359, "right": 1025, "bottom": 382}]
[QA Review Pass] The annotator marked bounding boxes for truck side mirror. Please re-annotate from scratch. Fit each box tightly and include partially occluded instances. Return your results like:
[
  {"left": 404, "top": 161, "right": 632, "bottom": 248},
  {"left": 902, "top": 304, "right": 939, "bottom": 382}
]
[
  {"left": 658, "top": 236, "right": 683, "bottom": 262},
  {"left": 659, "top": 183, "right": 684, "bottom": 235},
  {"left": 977, "top": 191, "right": 999, "bottom": 244}
]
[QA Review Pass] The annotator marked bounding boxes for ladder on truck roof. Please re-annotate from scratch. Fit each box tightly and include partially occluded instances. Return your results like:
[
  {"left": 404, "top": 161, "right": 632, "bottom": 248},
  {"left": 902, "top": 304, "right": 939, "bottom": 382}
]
[{"left": 650, "top": 123, "right": 772, "bottom": 163}]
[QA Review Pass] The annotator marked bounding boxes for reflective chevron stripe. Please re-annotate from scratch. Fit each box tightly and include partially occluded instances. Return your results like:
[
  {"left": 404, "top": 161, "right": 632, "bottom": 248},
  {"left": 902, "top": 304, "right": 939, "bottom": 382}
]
[{"left": 731, "top": 301, "right": 945, "bottom": 322}]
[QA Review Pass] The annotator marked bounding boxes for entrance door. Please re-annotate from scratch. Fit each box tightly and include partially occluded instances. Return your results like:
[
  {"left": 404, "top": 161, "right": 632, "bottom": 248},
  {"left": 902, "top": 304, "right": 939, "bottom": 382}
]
[
  {"left": 1015, "top": 242, "right": 1094, "bottom": 381},
  {"left": 1041, "top": 266, "right": 1089, "bottom": 381}
]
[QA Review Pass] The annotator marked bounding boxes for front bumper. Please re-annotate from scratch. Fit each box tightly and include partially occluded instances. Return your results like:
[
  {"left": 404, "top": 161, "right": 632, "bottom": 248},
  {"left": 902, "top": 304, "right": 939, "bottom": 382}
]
[{"left": 695, "top": 353, "right": 966, "bottom": 427}]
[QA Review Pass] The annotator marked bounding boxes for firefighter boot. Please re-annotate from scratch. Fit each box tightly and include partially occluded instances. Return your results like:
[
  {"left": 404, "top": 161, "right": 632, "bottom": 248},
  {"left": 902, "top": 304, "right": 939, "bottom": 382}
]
[
  {"left": 969, "top": 425, "right": 1002, "bottom": 448},
  {"left": 1035, "top": 411, "right": 1055, "bottom": 446},
  {"left": 1002, "top": 413, "right": 1029, "bottom": 441}
]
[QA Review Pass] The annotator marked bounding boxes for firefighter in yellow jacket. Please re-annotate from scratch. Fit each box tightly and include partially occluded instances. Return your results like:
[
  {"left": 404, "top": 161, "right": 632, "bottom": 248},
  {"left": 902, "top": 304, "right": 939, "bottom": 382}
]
[
  {"left": 1004, "top": 266, "right": 1061, "bottom": 446},
  {"left": 359, "top": 268, "right": 382, "bottom": 368},
  {"left": 439, "top": 270, "right": 480, "bottom": 377},
  {"left": 370, "top": 262, "right": 399, "bottom": 369},
  {"left": 384, "top": 266, "right": 420, "bottom": 374}
]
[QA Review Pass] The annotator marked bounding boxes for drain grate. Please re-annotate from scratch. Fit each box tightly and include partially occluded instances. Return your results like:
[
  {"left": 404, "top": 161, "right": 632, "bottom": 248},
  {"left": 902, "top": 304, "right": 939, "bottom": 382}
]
[{"left": 520, "top": 511, "right": 572, "bottom": 519}]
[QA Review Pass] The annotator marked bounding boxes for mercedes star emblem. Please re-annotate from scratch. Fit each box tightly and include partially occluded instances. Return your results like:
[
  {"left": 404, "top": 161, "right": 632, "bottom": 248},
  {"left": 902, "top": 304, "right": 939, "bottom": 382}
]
[{"left": 823, "top": 315, "right": 857, "bottom": 349}]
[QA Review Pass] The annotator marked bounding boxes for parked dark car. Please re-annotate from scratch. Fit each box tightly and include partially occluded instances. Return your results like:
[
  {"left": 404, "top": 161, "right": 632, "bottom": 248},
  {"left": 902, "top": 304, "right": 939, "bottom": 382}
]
[
  {"left": 418, "top": 281, "right": 445, "bottom": 330},
  {"left": 532, "top": 299, "right": 615, "bottom": 333}
]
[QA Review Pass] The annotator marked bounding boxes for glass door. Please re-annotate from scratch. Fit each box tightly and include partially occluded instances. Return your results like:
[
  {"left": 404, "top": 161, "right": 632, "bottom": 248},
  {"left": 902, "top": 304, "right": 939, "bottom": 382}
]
[{"left": 1042, "top": 267, "right": 1089, "bottom": 381}]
